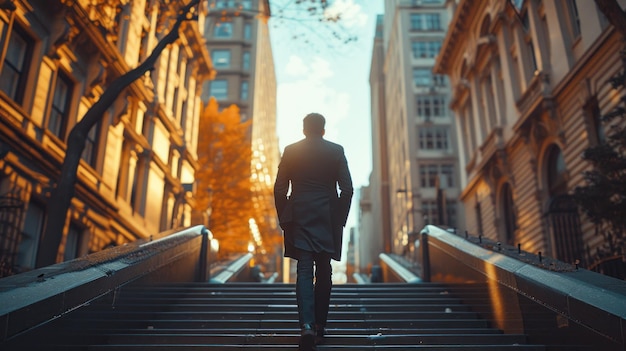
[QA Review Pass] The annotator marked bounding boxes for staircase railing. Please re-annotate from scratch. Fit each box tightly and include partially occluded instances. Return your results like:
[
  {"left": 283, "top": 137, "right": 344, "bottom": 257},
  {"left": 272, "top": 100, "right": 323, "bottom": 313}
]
[
  {"left": 416, "top": 224, "right": 626, "bottom": 350},
  {"left": 0, "top": 225, "right": 218, "bottom": 343}
]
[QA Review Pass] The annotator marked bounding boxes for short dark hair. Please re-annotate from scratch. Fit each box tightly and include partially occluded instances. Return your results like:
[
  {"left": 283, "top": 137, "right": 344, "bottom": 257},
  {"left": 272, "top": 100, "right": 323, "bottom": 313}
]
[{"left": 303, "top": 113, "right": 325, "bottom": 136}]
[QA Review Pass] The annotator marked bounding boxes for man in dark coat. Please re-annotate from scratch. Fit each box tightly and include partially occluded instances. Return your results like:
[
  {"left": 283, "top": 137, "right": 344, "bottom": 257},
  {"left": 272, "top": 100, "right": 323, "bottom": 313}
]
[{"left": 274, "top": 113, "right": 353, "bottom": 351}]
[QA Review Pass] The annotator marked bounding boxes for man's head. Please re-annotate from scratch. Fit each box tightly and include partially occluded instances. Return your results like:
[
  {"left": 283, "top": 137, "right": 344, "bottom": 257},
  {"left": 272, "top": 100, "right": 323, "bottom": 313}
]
[{"left": 303, "top": 113, "right": 325, "bottom": 137}]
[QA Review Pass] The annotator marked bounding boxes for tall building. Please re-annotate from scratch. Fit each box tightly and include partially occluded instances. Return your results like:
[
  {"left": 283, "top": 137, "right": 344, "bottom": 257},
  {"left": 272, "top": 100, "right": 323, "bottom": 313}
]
[
  {"left": 0, "top": 0, "right": 213, "bottom": 276},
  {"left": 202, "top": 0, "right": 281, "bottom": 269},
  {"left": 433, "top": 0, "right": 623, "bottom": 271},
  {"left": 368, "top": 0, "right": 463, "bottom": 259}
]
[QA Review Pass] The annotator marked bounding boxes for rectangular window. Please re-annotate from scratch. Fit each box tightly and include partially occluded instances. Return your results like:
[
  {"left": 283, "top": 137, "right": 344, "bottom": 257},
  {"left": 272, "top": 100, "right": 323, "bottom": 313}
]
[
  {"left": 411, "top": 40, "right": 442, "bottom": 59},
  {"left": 244, "top": 23, "right": 252, "bottom": 40},
  {"left": 82, "top": 121, "right": 100, "bottom": 166},
  {"left": 242, "top": 52, "right": 250, "bottom": 70},
  {"left": 424, "top": 14, "right": 441, "bottom": 30},
  {"left": 418, "top": 126, "right": 449, "bottom": 151},
  {"left": 211, "top": 49, "right": 231, "bottom": 68},
  {"left": 241, "top": 0, "right": 252, "bottom": 9},
  {"left": 422, "top": 200, "right": 437, "bottom": 225},
  {"left": 214, "top": 22, "right": 233, "bottom": 38},
  {"left": 210, "top": 79, "right": 228, "bottom": 100},
  {"left": 566, "top": 0, "right": 581, "bottom": 39},
  {"left": 410, "top": 13, "right": 441, "bottom": 31},
  {"left": 240, "top": 81, "right": 248, "bottom": 100},
  {"left": 63, "top": 224, "right": 82, "bottom": 262},
  {"left": 440, "top": 164, "right": 454, "bottom": 187},
  {"left": 419, "top": 164, "right": 454, "bottom": 188},
  {"left": 18, "top": 202, "right": 45, "bottom": 271},
  {"left": 47, "top": 72, "right": 73, "bottom": 139},
  {"left": 413, "top": 68, "right": 432, "bottom": 86},
  {"left": 416, "top": 95, "right": 447, "bottom": 119},
  {"left": 0, "top": 27, "right": 31, "bottom": 104}
]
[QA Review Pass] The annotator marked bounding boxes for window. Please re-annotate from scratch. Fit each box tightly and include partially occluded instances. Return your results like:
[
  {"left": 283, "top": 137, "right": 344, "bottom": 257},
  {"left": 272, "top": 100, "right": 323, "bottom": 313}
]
[
  {"left": 17, "top": 202, "right": 45, "bottom": 271},
  {"left": 244, "top": 23, "right": 251, "bottom": 40},
  {"left": 422, "top": 199, "right": 456, "bottom": 226},
  {"left": 416, "top": 95, "right": 447, "bottom": 119},
  {"left": 419, "top": 164, "right": 438, "bottom": 188},
  {"left": 475, "top": 201, "right": 484, "bottom": 235},
  {"left": 241, "top": 0, "right": 252, "bottom": 9},
  {"left": 522, "top": 13, "right": 538, "bottom": 72},
  {"left": 413, "top": 68, "right": 432, "bottom": 86},
  {"left": 419, "top": 164, "right": 454, "bottom": 188},
  {"left": 418, "top": 126, "right": 449, "bottom": 151},
  {"left": 211, "top": 50, "right": 231, "bottom": 68},
  {"left": 240, "top": 81, "right": 248, "bottom": 100},
  {"left": 565, "top": 0, "right": 581, "bottom": 40},
  {"left": 64, "top": 224, "right": 83, "bottom": 261},
  {"left": 82, "top": 121, "right": 100, "bottom": 166},
  {"left": 0, "top": 27, "right": 32, "bottom": 104},
  {"left": 501, "top": 183, "right": 517, "bottom": 244},
  {"left": 547, "top": 145, "right": 567, "bottom": 196},
  {"left": 210, "top": 80, "right": 228, "bottom": 100},
  {"left": 411, "top": 40, "right": 442, "bottom": 58},
  {"left": 422, "top": 200, "right": 437, "bottom": 225},
  {"left": 47, "top": 72, "right": 73, "bottom": 139},
  {"left": 242, "top": 52, "right": 250, "bottom": 70},
  {"left": 214, "top": 22, "right": 233, "bottom": 38},
  {"left": 410, "top": 13, "right": 441, "bottom": 31}
]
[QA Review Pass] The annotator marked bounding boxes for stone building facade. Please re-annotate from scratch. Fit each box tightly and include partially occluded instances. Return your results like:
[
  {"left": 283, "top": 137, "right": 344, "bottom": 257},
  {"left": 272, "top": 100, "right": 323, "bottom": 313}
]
[
  {"left": 0, "top": 0, "right": 213, "bottom": 276},
  {"left": 434, "top": 0, "right": 624, "bottom": 269}
]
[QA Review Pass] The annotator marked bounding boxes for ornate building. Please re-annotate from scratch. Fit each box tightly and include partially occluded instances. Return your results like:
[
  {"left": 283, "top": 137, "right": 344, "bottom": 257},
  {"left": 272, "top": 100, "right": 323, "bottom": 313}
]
[
  {"left": 0, "top": 0, "right": 213, "bottom": 276},
  {"left": 434, "top": 0, "right": 623, "bottom": 271}
]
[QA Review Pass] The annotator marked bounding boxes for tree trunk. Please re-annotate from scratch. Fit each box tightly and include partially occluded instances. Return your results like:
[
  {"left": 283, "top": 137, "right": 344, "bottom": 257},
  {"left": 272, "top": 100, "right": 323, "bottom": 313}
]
[{"left": 36, "top": 0, "right": 201, "bottom": 267}]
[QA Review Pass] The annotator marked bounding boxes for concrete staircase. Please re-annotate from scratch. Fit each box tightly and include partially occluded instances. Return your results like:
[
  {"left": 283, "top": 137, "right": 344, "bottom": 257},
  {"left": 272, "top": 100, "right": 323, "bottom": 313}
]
[{"left": 4, "top": 282, "right": 548, "bottom": 350}]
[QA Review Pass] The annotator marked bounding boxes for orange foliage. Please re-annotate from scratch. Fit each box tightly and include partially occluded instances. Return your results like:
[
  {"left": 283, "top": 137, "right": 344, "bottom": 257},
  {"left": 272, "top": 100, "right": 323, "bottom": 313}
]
[{"left": 196, "top": 98, "right": 253, "bottom": 258}]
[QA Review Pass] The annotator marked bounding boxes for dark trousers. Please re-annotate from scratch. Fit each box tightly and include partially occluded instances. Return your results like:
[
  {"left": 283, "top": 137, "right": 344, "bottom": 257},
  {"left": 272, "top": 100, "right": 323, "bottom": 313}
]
[{"left": 296, "top": 249, "right": 332, "bottom": 327}]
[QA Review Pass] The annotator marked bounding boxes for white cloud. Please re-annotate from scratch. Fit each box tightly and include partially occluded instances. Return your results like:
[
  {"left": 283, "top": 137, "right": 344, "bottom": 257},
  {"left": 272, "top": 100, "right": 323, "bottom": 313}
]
[
  {"left": 285, "top": 56, "right": 309, "bottom": 77},
  {"left": 324, "top": 0, "right": 368, "bottom": 28}
]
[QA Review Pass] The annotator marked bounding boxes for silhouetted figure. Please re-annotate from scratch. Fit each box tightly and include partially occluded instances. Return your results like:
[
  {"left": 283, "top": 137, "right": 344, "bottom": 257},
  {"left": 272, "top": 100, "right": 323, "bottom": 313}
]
[{"left": 274, "top": 113, "right": 353, "bottom": 351}]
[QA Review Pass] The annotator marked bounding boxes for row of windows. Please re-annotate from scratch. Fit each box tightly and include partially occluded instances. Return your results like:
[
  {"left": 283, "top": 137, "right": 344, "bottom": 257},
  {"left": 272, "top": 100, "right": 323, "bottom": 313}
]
[
  {"left": 457, "top": 0, "right": 592, "bottom": 164},
  {"left": 411, "top": 40, "right": 442, "bottom": 59},
  {"left": 416, "top": 95, "right": 447, "bottom": 119},
  {"left": 410, "top": 13, "right": 441, "bottom": 31},
  {"left": 213, "top": 21, "right": 252, "bottom": 40},
  {"left": 418, "top": 126, "right": 450, "bottom": 151},
  {"left": 413, "top": 68, "right": 446, "bottom": 87},
  {"left": 210, "top": 0, "right": 252, "bottom": 9},
  {"left": 211, "top": 50, "right": 251, "bottom": 70},
  {"left": 419, "top": 164, "right": 454, "bottom": 188},
  {"left": 422, "top": 199, "right": 457, "bottom": 228},
  {"left": 0, "top": 26, "right": 101, "bottom": 165},
  {"left": 209, "top": 80, "right": 249, "bottom": 101}
]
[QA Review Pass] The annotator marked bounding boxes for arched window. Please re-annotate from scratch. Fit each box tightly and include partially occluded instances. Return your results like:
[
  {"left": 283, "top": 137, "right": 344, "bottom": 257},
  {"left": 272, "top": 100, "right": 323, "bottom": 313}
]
[
  {"left": 501, "top": 183, "right": 516, "bottom": 245},
  {"left": 546, "top": 145, "right": 567, "bottom": 196}
]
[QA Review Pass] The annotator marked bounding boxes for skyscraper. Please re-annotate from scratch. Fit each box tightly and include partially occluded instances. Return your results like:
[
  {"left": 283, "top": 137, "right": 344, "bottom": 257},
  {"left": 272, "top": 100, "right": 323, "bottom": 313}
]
[{"left": 368, "top": 0, "right": 463, "bottom": 261}]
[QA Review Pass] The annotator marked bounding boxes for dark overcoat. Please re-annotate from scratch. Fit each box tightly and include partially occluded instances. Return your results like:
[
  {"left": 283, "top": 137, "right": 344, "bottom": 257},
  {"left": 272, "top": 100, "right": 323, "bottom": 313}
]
[{"left": 274, "top": 136, "right": 353, "bottom": 261}]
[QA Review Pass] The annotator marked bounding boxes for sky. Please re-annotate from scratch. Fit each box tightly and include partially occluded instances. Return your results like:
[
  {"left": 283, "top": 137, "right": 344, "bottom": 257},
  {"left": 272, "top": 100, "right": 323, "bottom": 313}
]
[{"left": 268, "top": 0, "right": 384, "bottom": 201}]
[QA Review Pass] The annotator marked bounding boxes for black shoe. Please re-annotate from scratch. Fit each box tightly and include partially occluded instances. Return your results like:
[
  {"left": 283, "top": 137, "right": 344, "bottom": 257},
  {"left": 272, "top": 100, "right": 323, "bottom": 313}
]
[
  {"left": 299, "top": 324, "right": 316, "bottom": 351},
  {"left": 314, "top": 324, "right": 326, "bottom": 345}
]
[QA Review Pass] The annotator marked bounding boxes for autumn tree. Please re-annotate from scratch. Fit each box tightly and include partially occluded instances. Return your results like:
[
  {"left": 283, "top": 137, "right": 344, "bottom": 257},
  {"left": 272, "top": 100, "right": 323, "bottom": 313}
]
[{"left": 196, "top": 99, "right": 253, "bottom": 258}]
